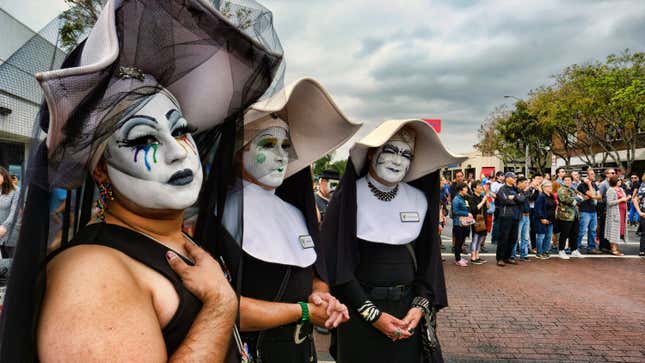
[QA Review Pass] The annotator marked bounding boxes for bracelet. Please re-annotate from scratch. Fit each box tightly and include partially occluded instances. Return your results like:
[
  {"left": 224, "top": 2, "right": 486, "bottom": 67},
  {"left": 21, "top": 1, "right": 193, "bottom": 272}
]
[
  {"left": 357, "top": 300, "right": 382, "bottom": 324},
  {"left": 298, "top": 301, "right": 309, "bottom": 322},
  {"left": 411, "top": 296, "right": 431, "bottom": 315}
]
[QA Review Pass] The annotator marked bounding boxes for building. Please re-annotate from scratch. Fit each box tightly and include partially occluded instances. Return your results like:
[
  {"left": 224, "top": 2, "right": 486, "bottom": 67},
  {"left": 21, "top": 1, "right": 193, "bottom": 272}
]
[
  {"left": 443, "top": 150, "right": 505, "bottom": 181},
  {"left": 550, "top": 120, "right": 645, "bottom": 176},
  {"left": 0, "top": 9, "right": 66, "bottom": 181}
]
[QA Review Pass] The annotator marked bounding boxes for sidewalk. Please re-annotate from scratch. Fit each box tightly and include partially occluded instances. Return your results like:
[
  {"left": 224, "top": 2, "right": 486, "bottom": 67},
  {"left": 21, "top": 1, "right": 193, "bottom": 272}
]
[{"left": 316, "top": 258, "right": 645, "bottom": 362}]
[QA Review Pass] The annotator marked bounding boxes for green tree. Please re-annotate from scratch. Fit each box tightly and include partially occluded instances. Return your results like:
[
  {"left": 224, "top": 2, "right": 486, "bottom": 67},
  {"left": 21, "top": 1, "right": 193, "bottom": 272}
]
[{"left": 59, "top": 0, "right": 102, "bottom": 51}]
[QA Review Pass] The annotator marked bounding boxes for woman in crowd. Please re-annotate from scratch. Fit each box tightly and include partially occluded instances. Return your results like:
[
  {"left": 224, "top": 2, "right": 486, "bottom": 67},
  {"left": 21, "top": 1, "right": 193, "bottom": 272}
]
[
  {"left": 605, "top": 176, "right": 630, "bottom": 256},
  {"left": 321, "top": 119, "right": 464, "bottom": 363},
  {"left": 452, "top": 182, "right": 472, "bottom": 267},
  {"left": 467, "top": 180, "right": 488, "bottom": 264},
  {"left": 555, "top": 174, "right": 582, "bottom": 259},
  {"left": 632, "top": 174, "right": 645, "bottom": 257},
  {"left": 0, "top": 0, "right": 284, "bottom": 361},
  {"left": 616, "top": 178, "right": 628, "bottom": 242},
  {"left": 535, "top": 181, "right": 556, "bottom": 259},
  {"left": 0, "top": 166, "right": 19, "bottom": 258}
]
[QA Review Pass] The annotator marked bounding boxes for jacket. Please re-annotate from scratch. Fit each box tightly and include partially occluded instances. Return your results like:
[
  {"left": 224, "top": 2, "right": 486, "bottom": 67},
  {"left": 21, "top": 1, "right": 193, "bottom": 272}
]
[
  {"left": 534, "top": 192, "right": 557, "bottom": 234},
  {"left": 556, "top": 186, "right": 578, "bottom": 221},
  {"left": 495, "top": 184, "right": 526, "bottom": 220},
  {"left": 452, "top": 194, "right": 470, "bottom": 226}
]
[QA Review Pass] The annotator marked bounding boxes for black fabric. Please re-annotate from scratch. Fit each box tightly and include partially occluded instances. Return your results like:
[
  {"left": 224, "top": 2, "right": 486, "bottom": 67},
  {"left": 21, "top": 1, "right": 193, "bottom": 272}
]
[
  {"left": 577, "top": 182, "right": 599, "bottom": 213},
  {"left": 240, "top": 254, "right": 315, "bottom": 363},
  {"left": 452, "top": 225, "right": 469, "bottom": 261},
  {"left": 496, "top": 217, "right": 519, "bottom": 261},
  {"left": 314, "top": 193, "right": 329, "bottom": 222},
  {"left": 45, "top": 223, "right": 202, "bottom": 355},
  {"left": 557, "top": 218, "right": 579, "bottom": 251},
  {"left": 320, "top": 160, "right": 445, "bottom": 363},
  {"left": 320, "top": 160, "right": 447, "bottom": 310}
]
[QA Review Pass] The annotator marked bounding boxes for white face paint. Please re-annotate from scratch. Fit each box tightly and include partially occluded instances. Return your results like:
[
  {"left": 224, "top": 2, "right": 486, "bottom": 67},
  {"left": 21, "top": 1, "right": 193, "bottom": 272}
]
[
  {"left": 104, "top": 92, "right": 203, "bottom": 210},
  {"left": 243, "top": 126, "right": 290, "bottom": 188},
  {"left": 371, "top": 140, "right": 413, "bottom": 184}
]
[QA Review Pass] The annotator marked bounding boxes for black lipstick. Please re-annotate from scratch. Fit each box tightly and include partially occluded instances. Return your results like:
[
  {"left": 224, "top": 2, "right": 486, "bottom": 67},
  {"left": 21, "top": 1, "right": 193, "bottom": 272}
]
[{"left": 168, "top": 169, "right": 194, "bottom": 186}]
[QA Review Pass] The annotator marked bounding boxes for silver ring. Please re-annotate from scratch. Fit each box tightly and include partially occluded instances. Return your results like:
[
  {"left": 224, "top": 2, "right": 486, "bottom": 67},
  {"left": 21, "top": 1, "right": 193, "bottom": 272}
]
[{"left": 394, "top": 329, "right": 401, "bottom": 338}]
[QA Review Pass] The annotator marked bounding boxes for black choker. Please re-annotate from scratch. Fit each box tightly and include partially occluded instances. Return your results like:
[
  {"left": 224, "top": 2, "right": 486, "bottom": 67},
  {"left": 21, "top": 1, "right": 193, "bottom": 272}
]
[{"left": 368, "top": 180, "right": 399, "bottom": 201}]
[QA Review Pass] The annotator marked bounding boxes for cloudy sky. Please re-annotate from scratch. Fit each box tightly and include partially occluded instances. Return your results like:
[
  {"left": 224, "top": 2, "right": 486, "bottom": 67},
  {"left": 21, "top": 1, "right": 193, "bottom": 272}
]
[{"left": 2, "top": 0, "right": 644, "bottom": 155}]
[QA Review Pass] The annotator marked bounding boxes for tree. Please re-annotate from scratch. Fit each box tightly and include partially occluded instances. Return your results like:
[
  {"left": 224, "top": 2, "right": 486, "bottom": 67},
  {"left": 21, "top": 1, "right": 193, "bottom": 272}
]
[
  {"left": 312, "top": 152, "right": 349, "bottom": 177},
  {"left": 59, "top": 0, "right": 102, "bottom": 51}
]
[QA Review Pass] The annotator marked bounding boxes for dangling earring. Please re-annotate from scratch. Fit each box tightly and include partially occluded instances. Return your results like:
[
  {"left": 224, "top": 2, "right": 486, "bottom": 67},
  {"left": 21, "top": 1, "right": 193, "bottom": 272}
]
[{"left": 96, "top": 182, "right": 114, "bottom": 222}]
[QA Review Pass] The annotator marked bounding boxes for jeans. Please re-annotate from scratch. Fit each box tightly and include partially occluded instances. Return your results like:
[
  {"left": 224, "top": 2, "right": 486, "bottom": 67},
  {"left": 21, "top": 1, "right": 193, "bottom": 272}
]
[
  {"left": 529, "top": 208, "right": 537, "bottom": 249},
  {"left": 512, "top": 215, "right": 530, "bottom": 259},
  {"left": 577, "top": 211, "right": 597, "bottom": 250},
  {"left": 640, "top": 218, "right": 645, "bottom": 253},
  {"left": 471, "top": 232, "right": 486, "bottom": 254},
  {"left": 536, "top": 223, "right": 554, "bottom": 255}
]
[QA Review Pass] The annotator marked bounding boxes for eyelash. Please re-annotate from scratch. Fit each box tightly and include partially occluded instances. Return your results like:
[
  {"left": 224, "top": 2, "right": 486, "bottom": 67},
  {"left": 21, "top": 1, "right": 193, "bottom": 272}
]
[
  {"left": 118, "top": 134, "right": 159, "bottom": 148},
  {"left": 172, "top": 125, "right": 196, "bottom": 138}
]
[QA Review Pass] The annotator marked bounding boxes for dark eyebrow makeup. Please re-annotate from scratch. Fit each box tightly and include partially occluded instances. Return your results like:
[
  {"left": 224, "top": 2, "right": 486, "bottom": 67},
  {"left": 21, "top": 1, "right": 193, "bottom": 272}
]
[
  {"left": 122, "top": 115, "right": 158, "bottom": 137},
  {"left": 165, "top": 109, "right": 182, "bottom": 129}
]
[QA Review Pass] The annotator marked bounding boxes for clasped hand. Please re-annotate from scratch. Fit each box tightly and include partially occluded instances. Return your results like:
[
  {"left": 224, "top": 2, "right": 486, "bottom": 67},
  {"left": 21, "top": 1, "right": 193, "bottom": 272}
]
[
  {"left": 374, "top": 307, "right": 423, "bottom": 342},
  {"left": 308, "top": 291, "right": 350, "bottom": 329}
]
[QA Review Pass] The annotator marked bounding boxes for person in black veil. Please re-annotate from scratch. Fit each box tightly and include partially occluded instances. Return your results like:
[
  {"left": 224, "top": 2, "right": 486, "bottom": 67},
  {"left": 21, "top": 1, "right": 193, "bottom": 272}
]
[
  {"left": 202, "top": 78, "right": 361, "bottom": 363},
  {"left": 320, "top": 119, "right": 466, "bottom": 363},
  {"left": 0, "top": 0, "right": 283, "bottom": 361}
]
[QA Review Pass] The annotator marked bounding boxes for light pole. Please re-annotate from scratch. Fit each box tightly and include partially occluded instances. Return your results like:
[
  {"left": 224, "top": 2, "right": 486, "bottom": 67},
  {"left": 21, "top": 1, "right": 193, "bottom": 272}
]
[{"left": 504, "top": 95, "right": 529, "bottom": 175}]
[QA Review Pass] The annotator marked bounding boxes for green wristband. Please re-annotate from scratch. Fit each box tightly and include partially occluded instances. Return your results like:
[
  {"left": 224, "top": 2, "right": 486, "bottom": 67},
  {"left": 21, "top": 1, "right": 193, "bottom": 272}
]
[{"left": 298, "top": 301, "right": 309, "bottom": 322}]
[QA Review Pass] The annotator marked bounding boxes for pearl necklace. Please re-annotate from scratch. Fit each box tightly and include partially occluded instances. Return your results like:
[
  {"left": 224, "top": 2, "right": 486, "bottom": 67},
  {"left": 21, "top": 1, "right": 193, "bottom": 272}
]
[{"left": 367, "top": 180, "right": 399, "bottom": 202}]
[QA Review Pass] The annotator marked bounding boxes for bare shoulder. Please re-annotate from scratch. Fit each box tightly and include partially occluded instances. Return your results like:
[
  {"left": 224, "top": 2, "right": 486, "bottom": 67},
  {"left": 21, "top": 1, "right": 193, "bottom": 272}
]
[{"left": 38, "top": 245, "right": 167, "bottom": 362}]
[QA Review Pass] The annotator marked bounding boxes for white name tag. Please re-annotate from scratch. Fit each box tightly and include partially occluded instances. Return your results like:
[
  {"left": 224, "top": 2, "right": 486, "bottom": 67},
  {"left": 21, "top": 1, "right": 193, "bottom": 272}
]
[
  {"left": 400, "top": 212, "right": 420, "bottom": 223},
  {"left": 299, "top": 235, "right": 315, "bottom": 249}
]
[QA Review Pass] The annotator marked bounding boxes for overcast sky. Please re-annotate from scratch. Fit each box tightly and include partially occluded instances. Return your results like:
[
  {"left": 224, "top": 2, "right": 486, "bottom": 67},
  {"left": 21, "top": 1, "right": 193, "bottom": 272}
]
[{"left": 1, "top": 0, "right": 644, "bottom": 155}]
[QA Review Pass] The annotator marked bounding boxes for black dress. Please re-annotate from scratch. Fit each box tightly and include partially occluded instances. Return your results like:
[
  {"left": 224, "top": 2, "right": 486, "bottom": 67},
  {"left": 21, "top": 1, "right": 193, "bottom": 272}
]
[
  {"left": 336, "top": 239, "right": 422, "bottom": 362},
  {"left": 240, "top": 253, "right": 317, "bottom": 362},
  {"left": 321, "top": 162, "right": 446, "bottom": 363}
]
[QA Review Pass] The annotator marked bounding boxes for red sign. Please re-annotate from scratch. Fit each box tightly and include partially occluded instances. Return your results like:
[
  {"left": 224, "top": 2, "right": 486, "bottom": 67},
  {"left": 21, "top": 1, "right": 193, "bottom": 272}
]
[{"left": 423, "top": 119, "right": 441, "bottom": 133}]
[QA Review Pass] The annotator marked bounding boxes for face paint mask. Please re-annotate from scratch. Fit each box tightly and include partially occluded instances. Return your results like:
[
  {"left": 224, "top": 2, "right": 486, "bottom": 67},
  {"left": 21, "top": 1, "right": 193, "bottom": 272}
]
[
  {"left": 371, "top": 140, "right": 413, "bottom": 184},
  {"left": 104, "top": 92, "right": 203, "bottom": 210},
  {"left": 243, "top": 126, "right": 290, "bottom": 188}
]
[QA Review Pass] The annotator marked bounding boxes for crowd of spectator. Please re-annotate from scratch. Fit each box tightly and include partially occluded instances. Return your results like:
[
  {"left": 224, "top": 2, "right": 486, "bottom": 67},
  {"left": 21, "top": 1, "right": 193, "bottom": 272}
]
[{"left": 442, "top": 167, "right": 645, "bottom": 267}]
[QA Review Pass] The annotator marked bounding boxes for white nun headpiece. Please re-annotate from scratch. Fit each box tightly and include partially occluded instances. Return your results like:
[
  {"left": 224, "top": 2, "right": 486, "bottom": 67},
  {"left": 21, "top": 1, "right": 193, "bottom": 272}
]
[
  {"left": 243, "top": 77, "right": 362, "bottom": 178},
  {"left": 350, "top": 119, "right": 467, "bottom": 182}
]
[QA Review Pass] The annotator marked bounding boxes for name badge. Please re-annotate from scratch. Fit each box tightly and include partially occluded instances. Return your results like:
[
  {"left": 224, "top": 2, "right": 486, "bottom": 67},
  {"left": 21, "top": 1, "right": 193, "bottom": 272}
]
[
  {"left": 400, "top": 212, "right": 420, "bottom": 223},
  {"left": 299, "top": 235, "right": 315, "bottom": 249}
]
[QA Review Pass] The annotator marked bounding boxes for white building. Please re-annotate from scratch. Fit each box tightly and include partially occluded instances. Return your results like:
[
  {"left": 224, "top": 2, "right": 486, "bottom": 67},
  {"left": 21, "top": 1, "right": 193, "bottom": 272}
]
[{"left": 0, "top": 9, "right": 66, "bottom": 180}]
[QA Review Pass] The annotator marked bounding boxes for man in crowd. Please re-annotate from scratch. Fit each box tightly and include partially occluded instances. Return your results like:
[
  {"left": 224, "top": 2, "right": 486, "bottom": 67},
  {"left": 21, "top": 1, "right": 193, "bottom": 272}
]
[
  {"left": 315, "top": 169, "right": 339, "bottom": 223},
  {"left": 577, "top": 166, "right": 602, "bottom": 254},
  {"left": 495, "top": 172, "right": 526, "bottom": 266},
  {"left": 628, "top": 174, "right": 641, "bottom": 227},
  {"left": 598, "top": 168, "right": 616, "bottom": 253},
  {"left": 528, "top": 174, "right": 543, "bottom": 253},
  {"left": 571, "top": 171, "right": 581, "bottom": 189},
  {"left": 450, "top": 170, "right": 466, "bottom": 199},
  {"left": 511, "top": 176, "right": 531, "bottom": 262},
  {"left": 490, "top": 171, "right": 506, "bottom": 248},
  {"left": 555, "top": 167, "right": 567, "bottom": 184}
]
